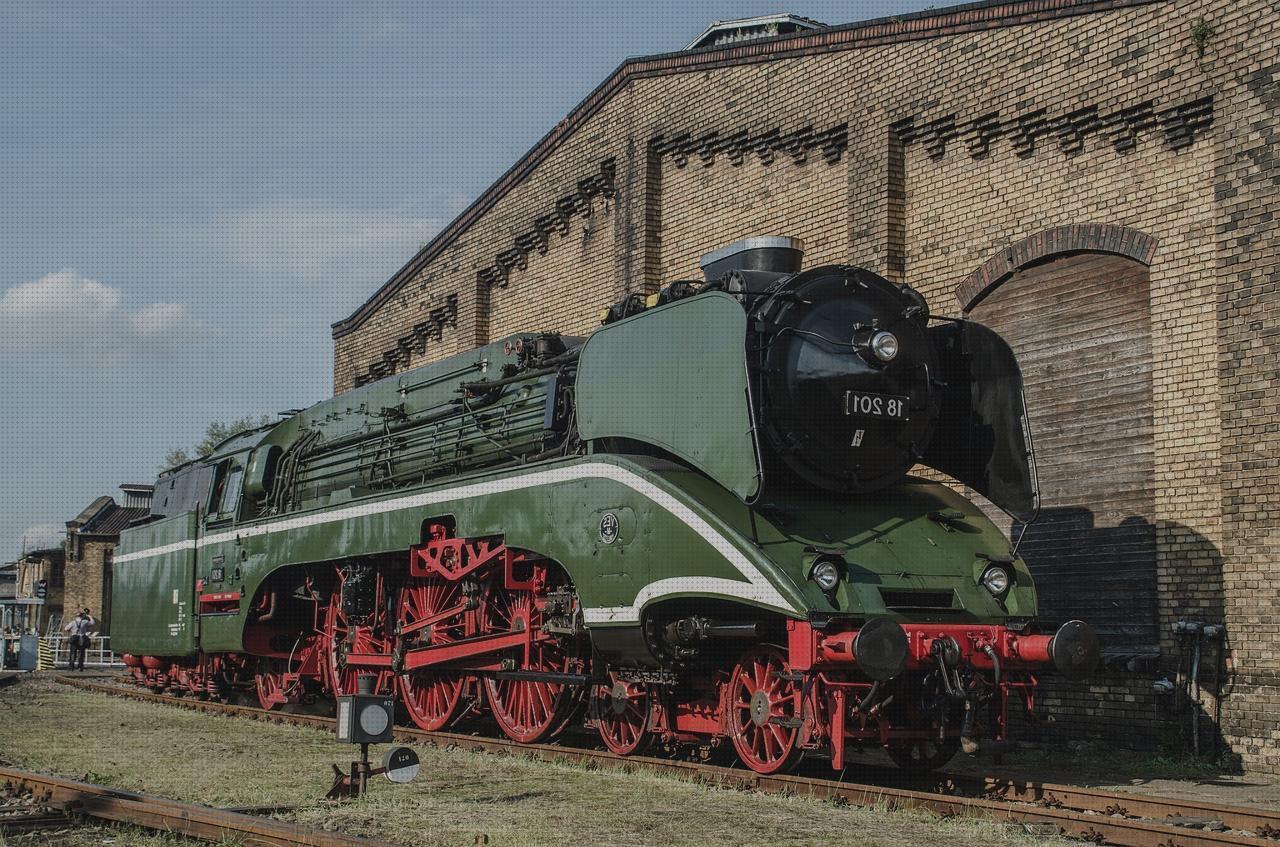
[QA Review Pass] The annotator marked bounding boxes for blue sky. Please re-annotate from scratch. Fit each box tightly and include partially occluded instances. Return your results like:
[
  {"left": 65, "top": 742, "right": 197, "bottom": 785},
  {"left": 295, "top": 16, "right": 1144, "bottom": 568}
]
[{"left": 1, "top": 0, "right": 937, "bottom": 562}]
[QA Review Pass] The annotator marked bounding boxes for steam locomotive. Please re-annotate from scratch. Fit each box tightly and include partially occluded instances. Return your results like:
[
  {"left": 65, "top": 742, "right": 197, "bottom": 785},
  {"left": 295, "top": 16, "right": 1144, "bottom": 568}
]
[{"left": 113, "top": 236, "right": 1098, "bottom": 773}]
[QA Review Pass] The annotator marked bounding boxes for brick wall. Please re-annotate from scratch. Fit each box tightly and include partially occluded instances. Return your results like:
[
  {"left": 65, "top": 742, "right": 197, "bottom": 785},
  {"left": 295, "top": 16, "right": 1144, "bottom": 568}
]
[
  {"left": 63, "top": 539, "right": 112, "bottom": 634},
  {"left": 1211, "top": 0, "right": 1280, "bottom": 773},
  {"left": 332, "top": 0, "right": 1280, "bottom": 772}
]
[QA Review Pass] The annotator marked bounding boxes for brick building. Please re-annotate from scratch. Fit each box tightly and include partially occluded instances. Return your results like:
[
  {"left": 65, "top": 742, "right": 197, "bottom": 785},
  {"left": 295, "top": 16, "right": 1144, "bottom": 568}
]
[
  {"left": 0, "top": 548, "right": 63, "bottom": 634},
  {"left": 329, "top": 0, "right": 1279, "bottom": 771},
  {"left": 63, "top": 485, "right": 152, "bottom": 634}
]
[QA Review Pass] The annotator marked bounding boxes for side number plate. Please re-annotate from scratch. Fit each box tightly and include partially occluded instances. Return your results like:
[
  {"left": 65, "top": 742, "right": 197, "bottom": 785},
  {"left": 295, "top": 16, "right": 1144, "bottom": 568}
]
[{"left": 844, "top": 391, "right": 910, "bottom": 420}]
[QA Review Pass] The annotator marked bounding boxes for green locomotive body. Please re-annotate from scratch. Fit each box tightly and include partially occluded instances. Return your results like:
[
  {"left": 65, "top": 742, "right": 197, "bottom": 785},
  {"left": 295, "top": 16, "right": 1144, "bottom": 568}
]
[{"left": 114, "top": 242, "right": 1097, "bottom": 772}]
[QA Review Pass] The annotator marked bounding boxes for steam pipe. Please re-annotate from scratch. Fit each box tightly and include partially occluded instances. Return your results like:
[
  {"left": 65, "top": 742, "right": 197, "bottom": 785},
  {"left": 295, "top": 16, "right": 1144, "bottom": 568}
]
[
  {"left": 855, "top": 680, "right": 880, "bottom": 713},
  {"left": 256, "top": 590, "right": 278, "bottom": 623},
  {"left": 704, "top": 623, "right": 762, "bottom": 639},
  {"left": 460, "top": 366, "right": 564, "bottom": 393},
  {"left": 982, "top": 644, "right": 1001, "bottom": 689}
]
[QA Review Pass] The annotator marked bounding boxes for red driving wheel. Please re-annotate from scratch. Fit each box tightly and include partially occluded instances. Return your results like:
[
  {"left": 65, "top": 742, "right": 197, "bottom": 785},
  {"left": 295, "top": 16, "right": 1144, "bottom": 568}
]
[
  {"left": 726, "top": 645, "right": 803, "bottom": 774},
  {"left": 397, "top": 576, "right": 468, "bottom": 731},
  {"left": 481, "top": 581, "right": 580, "bottom": 743}
]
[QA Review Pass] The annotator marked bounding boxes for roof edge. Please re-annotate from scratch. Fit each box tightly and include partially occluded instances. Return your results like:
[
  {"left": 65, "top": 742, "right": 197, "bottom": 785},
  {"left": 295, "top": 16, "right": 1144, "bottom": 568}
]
[
  {"left": 332, "top": 0, "right": 1165, "bottom": 340},
  {"left": 683, "top": 14, "right": 827, "bottom": 51}
]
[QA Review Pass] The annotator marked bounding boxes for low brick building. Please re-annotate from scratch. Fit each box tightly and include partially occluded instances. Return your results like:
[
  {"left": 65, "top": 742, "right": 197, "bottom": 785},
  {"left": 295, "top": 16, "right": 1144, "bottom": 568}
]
[
  {"left": 63, "top": 485, "right": 152, "bottom": 634},
  {"left": 329, "top": 0, "right": 1279, "bottom": 771},
  {"left": 0, "top": 548, "right": 64, "bottom": 634}
]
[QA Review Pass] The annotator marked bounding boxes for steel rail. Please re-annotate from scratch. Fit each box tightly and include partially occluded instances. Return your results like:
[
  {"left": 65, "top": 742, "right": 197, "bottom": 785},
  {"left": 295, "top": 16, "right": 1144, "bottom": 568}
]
[
  {"left": 0, "top": 811, "right": 75, "bottom": 833},
  {"left": 0, "top": 765, "right": 397, "bottom": 847},
  {"left": 52, "top": 676, "right": 1280, "bottom": 847}
]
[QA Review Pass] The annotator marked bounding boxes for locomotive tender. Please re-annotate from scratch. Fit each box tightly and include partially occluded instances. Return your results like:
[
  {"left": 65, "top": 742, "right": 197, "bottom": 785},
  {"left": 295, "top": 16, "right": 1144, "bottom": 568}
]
[{"left": 113, "top": 236, "right": 1098, "bottom": 773}]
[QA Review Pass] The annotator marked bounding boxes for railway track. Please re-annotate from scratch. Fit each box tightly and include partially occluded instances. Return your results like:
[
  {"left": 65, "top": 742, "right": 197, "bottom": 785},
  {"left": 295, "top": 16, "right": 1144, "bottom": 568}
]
[
  {"left": 51, "top": 675, "right": 1280, "bottom": 847},
  {"left": 0, "top": 764, "right": 398, "bottom": 847}
]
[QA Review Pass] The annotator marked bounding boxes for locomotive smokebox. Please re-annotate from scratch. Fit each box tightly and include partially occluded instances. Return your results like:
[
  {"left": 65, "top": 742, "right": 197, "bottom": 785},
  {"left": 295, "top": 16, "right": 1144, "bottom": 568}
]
[{"left": 699, "top": 235, "right": 804, "bottom": 282}]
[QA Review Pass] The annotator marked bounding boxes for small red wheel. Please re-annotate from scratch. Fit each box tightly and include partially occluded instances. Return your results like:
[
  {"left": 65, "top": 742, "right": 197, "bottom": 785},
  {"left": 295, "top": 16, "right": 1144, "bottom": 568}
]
[
  {"left": 254, "top": 658, "right": 289, "bottom": 710},
  {"left": 481, "top": 581, "right": 580, "bottom": 744},
  {"left": 726, "top": 645, "right": 803, "bottom": 774},
  {"left": 323, "top": 570, "right": 393, "bottom": 698},
  {"left": 176, "top": 663, "right": 207, "bottom": 699},
  {"left": 397, "top": 576, "right": 468, "bottom": 731},
  {"left": 592, "top": 672, "right": 653, "bottom": 756}
]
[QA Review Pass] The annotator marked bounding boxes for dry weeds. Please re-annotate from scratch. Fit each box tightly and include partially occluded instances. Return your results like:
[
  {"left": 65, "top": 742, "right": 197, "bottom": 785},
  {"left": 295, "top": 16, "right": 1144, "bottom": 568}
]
[{"left": 1, "top": 678, "right": 1066, "bottom": 847}]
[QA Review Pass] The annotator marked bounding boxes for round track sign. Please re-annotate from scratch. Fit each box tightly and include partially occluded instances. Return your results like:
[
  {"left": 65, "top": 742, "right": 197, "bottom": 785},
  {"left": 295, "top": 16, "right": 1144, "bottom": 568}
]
[{"left": 382, "top": 746, "right": 420, "bottom": 784}]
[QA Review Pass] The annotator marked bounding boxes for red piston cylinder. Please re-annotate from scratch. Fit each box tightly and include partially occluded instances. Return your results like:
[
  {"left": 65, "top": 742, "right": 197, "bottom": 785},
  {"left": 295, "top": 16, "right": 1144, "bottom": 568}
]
[
  {"left": 818, "top": 631, "right": 858, "bottom": 663},
  {"left": 120, "top": 653, "right": 142, "bottom": 668},
  {"left": 140, "top": 655, "right": 168, "bottom": 671}
]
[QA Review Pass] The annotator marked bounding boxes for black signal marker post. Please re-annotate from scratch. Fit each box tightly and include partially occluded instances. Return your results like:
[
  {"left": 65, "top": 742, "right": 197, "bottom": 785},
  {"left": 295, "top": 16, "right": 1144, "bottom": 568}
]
[{"left": 327, "top": 674, "right": 408, "bottom": 799}]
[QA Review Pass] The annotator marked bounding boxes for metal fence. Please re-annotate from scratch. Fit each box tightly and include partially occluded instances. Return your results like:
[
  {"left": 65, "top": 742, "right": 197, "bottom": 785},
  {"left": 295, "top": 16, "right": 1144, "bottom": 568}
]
[{"left": 0, "top": 635, "right": 123, "bottom": 670}]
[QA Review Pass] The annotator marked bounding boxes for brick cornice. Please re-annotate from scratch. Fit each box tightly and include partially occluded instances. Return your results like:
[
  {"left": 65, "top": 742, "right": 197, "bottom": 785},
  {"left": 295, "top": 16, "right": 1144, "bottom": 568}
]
[
  {"left": 955, "top": 223, "right": 1158, "bottom": 311},
  {"left": 333, "top": 0, "right": 1166, "bottom": 339}
]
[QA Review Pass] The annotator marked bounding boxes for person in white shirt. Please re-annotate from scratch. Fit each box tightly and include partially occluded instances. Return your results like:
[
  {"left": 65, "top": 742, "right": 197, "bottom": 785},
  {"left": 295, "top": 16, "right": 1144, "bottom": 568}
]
[{"left": 63, "top": 609, "right": 96, "bottom": 671}]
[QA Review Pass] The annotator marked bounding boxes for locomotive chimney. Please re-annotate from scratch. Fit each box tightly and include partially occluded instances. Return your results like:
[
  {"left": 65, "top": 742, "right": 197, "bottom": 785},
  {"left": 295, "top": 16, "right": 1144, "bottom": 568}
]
[{"left": 699, "top": 235, "right": 804, "bottom": 283}]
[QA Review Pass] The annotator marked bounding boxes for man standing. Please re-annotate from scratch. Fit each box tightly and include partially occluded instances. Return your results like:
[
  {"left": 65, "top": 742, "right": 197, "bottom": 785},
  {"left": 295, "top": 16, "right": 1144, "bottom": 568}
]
[{"left": 63, "top": 609, "right": 96, "bottom": 671}]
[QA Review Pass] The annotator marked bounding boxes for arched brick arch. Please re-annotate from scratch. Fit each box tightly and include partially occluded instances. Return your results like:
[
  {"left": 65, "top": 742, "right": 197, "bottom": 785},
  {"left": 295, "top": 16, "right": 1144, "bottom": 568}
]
[{"left": 954, "top": 224, "right": 1157, "bottom": 312}]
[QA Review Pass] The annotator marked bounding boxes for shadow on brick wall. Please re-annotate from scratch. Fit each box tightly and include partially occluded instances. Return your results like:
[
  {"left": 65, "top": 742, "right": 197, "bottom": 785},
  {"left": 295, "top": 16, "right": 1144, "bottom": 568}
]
[{"left": 1007, "top": 508, "right": 1235, "bottom": 767}]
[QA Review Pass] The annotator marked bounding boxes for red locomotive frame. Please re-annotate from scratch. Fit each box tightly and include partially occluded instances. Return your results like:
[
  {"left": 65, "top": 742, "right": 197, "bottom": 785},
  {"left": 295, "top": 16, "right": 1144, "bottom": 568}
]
[{"left": 123, "top": 526, "right": 1066, "bottom": 774}]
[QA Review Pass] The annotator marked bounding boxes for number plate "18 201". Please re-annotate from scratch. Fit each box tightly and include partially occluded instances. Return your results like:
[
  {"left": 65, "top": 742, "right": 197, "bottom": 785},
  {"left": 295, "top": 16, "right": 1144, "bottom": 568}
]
[{"left": 844, "top": 391, "right": 910, "bottom": 420}]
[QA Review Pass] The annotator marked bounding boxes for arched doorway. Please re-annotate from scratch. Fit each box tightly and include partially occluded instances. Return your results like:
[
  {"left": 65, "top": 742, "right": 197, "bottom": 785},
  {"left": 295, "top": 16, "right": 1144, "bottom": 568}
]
[{"left": 960, "top": 233, "right": 1158, "bottom": 650}]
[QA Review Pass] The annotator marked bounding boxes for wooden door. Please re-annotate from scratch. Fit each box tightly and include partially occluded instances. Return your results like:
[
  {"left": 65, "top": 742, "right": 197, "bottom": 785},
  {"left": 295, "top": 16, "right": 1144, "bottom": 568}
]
[{"left": 970, "top": 253, "right": 1156, "bottom": 648}]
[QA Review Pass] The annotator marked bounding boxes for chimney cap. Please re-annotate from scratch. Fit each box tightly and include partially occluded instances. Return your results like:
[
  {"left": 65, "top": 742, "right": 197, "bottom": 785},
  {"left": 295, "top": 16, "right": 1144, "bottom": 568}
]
[{"left": 699, "top": 236, "right": 804, "bottom": 271}]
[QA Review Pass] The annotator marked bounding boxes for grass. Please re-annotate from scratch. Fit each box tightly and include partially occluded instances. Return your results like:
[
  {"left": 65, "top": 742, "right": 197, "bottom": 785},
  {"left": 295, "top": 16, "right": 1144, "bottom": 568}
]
[
  {"left": 0, "top": 825, "right": 239, "bottom": 847},
  {"left": 0, "top": 677, "right": 1068, "bottom": 847}
]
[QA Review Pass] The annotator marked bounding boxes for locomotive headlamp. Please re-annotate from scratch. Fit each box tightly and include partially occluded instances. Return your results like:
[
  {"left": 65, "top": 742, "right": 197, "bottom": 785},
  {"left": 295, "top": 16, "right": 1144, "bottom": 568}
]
[
  {"left": 810, "top": 558, "right": 842, "bottom": 592},
  {"left": 981, "top": 565, "right": 1011, "bottom": 596},
  {"left": 870, "top": 331, "right": 899, "bottom": 362}
]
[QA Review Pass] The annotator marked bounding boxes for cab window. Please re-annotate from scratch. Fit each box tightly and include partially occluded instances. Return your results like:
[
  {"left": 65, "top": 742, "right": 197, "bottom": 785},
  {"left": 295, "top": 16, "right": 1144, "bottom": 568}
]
[
  {"left": 208, "top": 459, "right": 244, "bottom": 517},
  {"left": 219, "top": 464, "right": 244, "bottom": 515}
]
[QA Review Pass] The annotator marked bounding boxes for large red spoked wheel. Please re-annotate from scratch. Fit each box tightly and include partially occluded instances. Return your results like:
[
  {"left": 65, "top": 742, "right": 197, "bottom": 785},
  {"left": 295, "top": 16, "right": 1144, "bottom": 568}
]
[
  {"left": 592, "top": 672, "right": 654, "bottom": 756},
  {"left": 254, "top": 657, "right": 289, "bottom": 711},
  {"left": 726, "top": 645, "right": 803, "bottom": 774},
  {"left": 397, "top": 576, "right": 468, "bottom": 731},
  {"left": 481, "top": 582, "right": 580, "bottom": 744},
  {"left": 324, "top": 570, "right": 394, "bottom": 698}
]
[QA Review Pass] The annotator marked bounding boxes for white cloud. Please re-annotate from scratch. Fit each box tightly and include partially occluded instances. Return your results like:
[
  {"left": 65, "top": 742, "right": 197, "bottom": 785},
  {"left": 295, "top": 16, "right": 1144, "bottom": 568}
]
[
  {"left": 129, "top": 301, "right": 189, "bottom": 335},
  {"left": 219, "top": 199, "right": 441, "bottom": 293},
  {"left": 0, "top": 268, "right": 195, "bottom": 360}
]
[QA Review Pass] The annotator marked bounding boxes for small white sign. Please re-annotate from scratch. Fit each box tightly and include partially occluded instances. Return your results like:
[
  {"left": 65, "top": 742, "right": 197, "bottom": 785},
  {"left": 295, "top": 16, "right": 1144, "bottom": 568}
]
[{"left": 382, "top": 746, "right": 420, "bottom": 784}]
